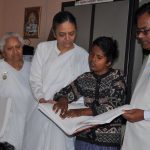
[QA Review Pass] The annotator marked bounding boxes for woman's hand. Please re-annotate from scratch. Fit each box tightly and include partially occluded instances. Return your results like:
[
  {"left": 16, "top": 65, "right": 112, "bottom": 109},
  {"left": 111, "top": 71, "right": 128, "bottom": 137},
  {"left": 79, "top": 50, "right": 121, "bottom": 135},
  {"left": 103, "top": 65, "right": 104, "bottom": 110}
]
[
  {"left": 53, "top": 97, "right": 68, "bottom": 118},
  {"left": 39, "top": 98, "right": 56, "bottom": 104},
  {"left": 39, "top": 98, "right": 47, "bottom": 103}
]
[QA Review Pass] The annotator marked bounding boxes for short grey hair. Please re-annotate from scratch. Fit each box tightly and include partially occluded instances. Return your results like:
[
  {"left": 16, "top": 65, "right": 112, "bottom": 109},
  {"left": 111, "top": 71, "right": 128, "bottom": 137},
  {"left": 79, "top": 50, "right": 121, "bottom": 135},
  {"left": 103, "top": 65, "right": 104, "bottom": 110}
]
[{"left": 0, "top": 32, "right": 24, "bottom": 51}]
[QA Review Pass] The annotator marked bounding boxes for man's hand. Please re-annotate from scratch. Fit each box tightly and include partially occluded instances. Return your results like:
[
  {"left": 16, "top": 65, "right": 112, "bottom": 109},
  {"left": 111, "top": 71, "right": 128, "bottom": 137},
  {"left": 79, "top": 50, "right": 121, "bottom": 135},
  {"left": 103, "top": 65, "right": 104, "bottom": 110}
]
[{"left": 122, "top": 109, "right": 144, "bottom": 123}]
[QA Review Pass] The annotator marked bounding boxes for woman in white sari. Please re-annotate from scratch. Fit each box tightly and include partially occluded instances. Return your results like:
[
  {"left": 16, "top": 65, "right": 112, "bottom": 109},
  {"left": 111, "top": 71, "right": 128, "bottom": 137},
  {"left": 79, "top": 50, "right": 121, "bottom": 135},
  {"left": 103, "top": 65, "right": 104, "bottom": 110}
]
[
  {"left": 0, "top": 32, "right": 36, "bottom": 150},
  {"left": 22, "top": 11, "right": 89, "bottom": 150}
]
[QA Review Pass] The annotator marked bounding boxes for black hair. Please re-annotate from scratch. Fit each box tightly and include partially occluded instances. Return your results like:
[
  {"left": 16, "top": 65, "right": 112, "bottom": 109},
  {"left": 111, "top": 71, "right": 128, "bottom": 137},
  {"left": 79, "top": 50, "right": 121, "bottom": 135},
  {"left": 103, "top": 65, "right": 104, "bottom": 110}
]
[
  {"left": 0, "top": 142, "right": 15, "bottom": 150},
  {"left": 92, "top": 36, "right": 119, "bottom": 65},
  {"left": 135, "top": 2, "right": 150, "bottom": 25},
  {"left": 52, "top": 11, "right": 77, "bottom": 33}
]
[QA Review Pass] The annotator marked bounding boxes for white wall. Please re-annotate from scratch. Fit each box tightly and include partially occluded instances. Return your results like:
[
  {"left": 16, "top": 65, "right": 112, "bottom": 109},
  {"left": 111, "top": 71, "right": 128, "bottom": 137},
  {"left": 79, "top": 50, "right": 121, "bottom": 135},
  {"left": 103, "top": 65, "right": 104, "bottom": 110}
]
[
  {"left": 0, "top": 0, "right": 5, "bottom": 36},
  {"left": 0, "top": 0, "right": 71, "bottom": 47}
]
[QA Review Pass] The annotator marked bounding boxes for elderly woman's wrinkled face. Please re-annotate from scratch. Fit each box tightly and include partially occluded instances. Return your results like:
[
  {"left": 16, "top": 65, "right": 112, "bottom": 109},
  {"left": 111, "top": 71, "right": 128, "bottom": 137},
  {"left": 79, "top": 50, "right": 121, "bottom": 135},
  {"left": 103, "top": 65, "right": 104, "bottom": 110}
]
[{"left": 3, "top": 37, "right": 23, "bottom": 63}]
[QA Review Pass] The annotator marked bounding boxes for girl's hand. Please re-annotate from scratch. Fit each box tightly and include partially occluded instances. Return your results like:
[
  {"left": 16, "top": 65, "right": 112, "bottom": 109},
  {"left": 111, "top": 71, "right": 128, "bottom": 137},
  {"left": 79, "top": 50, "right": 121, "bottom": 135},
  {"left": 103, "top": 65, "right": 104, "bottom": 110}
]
[
  {"left": 53, "top": 97, "right": 68, "bottom": 118},
  {"left": 64, "top": 109, "right": 83, "bottom": 118},
  {"left": 63, "top": 108, "right": 93, "bottom": 119}
]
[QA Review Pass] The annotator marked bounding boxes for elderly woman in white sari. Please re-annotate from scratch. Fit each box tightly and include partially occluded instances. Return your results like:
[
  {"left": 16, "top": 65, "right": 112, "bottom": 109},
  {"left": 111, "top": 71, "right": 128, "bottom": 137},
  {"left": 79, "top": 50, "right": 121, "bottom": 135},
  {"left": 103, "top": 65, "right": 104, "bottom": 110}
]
[
  {"left": 0, "top": 32, "right": 36, "bottom": 150},
  {"left": 22, "top": 11, "right": 89, "bottom": 150}
]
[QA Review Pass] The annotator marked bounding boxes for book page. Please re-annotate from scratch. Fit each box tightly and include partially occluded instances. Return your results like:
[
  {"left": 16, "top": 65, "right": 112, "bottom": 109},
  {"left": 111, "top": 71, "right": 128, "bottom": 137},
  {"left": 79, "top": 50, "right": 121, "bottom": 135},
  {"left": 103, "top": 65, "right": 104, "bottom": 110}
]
[
  {"left": 38, "top": 103, "right": 131, "bottom": 135},
  {"left": 79, "top": 104, "right": 132, "bottom": 125},
  {"left": 38, "top": 103, "right": 92, "bottom": 135}
]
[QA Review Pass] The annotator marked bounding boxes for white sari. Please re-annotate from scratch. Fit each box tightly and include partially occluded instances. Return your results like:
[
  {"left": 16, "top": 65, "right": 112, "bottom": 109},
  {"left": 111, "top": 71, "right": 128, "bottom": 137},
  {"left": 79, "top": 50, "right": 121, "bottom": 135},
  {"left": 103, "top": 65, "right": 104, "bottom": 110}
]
[
  {"left": 22, "top": 41, "right": 89, "bottom": 150},
  {"left": 122, "top": 56, "right": 150, "bottom": 150},
  {"left": 0, "top": 60, "right": 36, "bottom": 150}
]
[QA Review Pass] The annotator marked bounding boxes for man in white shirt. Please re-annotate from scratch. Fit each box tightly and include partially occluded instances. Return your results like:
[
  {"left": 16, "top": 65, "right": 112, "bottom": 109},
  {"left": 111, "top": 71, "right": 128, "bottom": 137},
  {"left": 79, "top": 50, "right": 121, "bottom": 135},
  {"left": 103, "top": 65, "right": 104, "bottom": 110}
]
[{"left": 122, "top": 2, "right": 150, "bottom": 150}]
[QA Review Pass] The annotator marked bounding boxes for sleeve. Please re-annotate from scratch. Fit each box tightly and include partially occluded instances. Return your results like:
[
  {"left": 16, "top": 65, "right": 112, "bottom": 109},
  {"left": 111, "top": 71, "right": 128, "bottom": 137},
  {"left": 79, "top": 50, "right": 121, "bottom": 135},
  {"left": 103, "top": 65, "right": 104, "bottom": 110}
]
[
  {"left": 75, "top": 46, "right": 90, "bottom": 74},
  {"left": 81, "top": 51, "right": 90, "bottom": 73},
  {"left": 91, "top": 71, "right": 126, "bottom": 116},
  {"left": 29, "top": 43, "right": 45, "bottom": 102},
  {"left": 53, "top": 76, "right": 83, "bottom": 103},
  {"left": 144, "top": 110, "right": 150, "bottom": 121}
]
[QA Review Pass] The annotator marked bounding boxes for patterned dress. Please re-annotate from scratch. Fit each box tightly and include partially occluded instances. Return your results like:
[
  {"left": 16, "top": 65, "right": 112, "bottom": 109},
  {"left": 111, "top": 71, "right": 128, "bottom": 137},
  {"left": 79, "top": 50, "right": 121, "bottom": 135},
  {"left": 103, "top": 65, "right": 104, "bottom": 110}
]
[{"left": 54, "top": 68, "right": 126, "bottom": 149}]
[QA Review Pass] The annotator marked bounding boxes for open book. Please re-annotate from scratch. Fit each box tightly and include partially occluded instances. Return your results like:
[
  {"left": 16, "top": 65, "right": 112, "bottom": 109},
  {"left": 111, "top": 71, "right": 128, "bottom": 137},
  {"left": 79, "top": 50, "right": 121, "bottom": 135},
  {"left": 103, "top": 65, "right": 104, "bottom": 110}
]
[{"left": 38, "top": 103, "right": 131, "bottom": 135}]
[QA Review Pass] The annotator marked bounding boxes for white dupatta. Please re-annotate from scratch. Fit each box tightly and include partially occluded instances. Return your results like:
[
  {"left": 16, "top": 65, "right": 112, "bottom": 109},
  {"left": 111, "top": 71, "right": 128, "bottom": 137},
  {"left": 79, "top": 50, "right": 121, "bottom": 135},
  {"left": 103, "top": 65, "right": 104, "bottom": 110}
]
[
  {"left": 43, "top": 47, "right": 87, "bottom": 99},
  {"left": 30, "top": 41, "right": 89, "bottom": 101}
]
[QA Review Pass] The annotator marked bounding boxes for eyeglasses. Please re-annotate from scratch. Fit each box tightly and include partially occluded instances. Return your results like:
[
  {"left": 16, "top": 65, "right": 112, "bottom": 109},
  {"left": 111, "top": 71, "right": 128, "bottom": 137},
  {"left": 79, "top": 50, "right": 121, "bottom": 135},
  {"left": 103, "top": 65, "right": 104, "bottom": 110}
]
[{"left": 136, "top": 27, "right": 150, "bottom": 36}]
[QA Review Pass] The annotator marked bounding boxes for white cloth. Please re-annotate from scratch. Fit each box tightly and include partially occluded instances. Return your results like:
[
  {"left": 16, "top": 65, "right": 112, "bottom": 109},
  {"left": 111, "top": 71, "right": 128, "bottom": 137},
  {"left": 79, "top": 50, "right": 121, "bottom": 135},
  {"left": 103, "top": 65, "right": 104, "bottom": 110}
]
[
  {"left": 0, "top": 97, "right": 12, "bottom": 138},
  {"left": 122, "top": 55, "right": 150, "bottom": 150},
  {"left": 0, "top": 60, "right": 36, "bottom": 150},
  {"left": 144, "top": 110, "right": 150, "bottom": 120},
  {"left": 22, "top": 41, "right": 89, "bottom": 150}
]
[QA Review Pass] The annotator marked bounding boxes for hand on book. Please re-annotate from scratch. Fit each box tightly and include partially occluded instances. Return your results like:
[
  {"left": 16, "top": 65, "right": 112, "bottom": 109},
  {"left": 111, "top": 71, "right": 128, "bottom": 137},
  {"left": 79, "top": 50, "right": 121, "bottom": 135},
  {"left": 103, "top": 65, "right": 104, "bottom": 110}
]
[
  {"left": 122, "top": 109, "right": 144, "bottom": 122},
  {"left": 64, "top": 108, "right": 93, "bottom": 118},
  {"left": 63, "top": 109, "right": 83, "bottom": 118},
  {"left": 53, "top": 98, "right": 68, "bottom": 118},
  {"left": 39, "top": 98, "right": 47, "bottom": 103}
]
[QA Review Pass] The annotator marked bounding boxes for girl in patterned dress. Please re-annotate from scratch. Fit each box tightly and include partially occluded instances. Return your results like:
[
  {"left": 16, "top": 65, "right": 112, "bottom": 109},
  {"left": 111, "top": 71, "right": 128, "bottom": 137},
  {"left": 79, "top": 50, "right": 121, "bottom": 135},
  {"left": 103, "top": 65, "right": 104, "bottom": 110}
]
[{"left": 53, "top": 36, "right": 126, "bottom": 150}]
